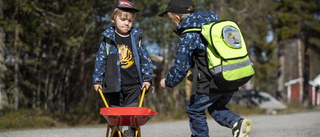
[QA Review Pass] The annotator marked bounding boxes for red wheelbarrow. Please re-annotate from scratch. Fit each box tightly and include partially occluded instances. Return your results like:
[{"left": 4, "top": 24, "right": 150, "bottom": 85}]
[{"left": 98, "top": 88, "right": 157, "bottom": 137}]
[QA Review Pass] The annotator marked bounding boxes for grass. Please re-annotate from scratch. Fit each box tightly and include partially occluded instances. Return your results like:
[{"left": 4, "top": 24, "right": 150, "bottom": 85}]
[{"left": 0, "top": 109, "right": 64, "bottom": 131}]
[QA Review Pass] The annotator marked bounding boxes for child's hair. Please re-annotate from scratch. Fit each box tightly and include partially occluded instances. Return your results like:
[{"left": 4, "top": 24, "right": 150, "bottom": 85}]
[
  {"left": 164, "top": 6, "right": 195, "bottom": 25},
  {"left": 110, "top": 8, "right": 136, "bottom": 23}
]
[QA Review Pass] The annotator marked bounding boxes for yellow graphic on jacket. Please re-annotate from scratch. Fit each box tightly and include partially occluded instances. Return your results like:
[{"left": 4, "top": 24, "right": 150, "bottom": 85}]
[{"left": 117, "top": 44, "right": 134, "bottom": 69}]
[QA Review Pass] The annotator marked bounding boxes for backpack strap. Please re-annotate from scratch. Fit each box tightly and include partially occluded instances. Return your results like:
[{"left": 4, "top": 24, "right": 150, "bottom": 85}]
[
  {"left": 105, "top": 39, "right": 111, "bottom": 55},
  {"left": 191, "top": 56, "right": 199, "bottom": 95},
  {"left": 139, "top": 36, "right": 142, "bottom": 48},
  {"left": 183, "top": 28, "right": 207, "bottom": 95},
  {"left": 106, "top": 43, "right": 110, "bottom": 55},
  {"left": 183, "top": 28, "right": 204, "bottom": 95},
  {"left": 182, "top": 28, "right": 201, "bottom": 34}
]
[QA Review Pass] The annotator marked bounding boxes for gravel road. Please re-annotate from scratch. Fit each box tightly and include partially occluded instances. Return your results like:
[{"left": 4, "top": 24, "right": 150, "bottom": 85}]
[{"left": 1, "top": 111, "right": 320, "bottom": 137}]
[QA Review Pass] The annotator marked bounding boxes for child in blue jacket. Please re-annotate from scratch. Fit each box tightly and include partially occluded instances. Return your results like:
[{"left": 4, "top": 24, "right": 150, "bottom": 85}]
[
  {"left": 159, "top": 0, "right": 252, "bottom": 137},
  {"left": 92, "top": 1, "right": 153, "bottom": 136}
]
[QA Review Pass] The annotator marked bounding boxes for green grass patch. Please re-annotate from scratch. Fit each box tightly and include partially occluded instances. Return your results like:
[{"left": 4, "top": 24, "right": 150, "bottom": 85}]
[
  {"left": 226, "top": 104, "right": 266, "bottom": 116},
  {"left": 0, "top": 109, "right": 63, "bottom": 131}
]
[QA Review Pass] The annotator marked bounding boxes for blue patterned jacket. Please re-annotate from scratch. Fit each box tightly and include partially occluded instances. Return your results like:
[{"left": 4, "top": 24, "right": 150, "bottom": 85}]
[
  {"left": 93, "top": 26, "right": 153, "bottom": 92},
  {"left": 165, "top": 11, "right": 219, "bottom": 87}
]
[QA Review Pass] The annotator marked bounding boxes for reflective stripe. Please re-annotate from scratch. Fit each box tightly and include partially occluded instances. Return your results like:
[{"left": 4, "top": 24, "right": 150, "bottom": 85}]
[
  {"left": 105, "top": 39, "right": 112, "bottom": 55},
  {"left": 106, "top": 43, "right": 110, "bottom": 55},
  {"left": 182, "top": 28, "right": 201, "bottom": 34},
  {"left": 211, "top": 59, "right": 252, "bottom": 74}
]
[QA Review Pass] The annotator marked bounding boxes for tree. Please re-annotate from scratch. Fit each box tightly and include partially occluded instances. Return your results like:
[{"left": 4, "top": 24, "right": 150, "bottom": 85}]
[
  {"left": 132, "top": 0, "right": 184, "bottom": 113},
  {"left": 0, "top": 0, "right": 6, "bottom": 115},
  {"left": 3, "top": 0, "right": 31, "bottom": 110},
  {"left": 2, "top": 0, "right": 110, "bottom": 114},
  {"left": 270, "top": 0, "right": 320, "bottom": 106}
]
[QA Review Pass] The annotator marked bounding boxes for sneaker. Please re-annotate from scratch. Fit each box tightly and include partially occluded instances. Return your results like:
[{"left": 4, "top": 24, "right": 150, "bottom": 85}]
[
  {"left": 123, "top": 129, "right": 135, "bottom": 137},
  {"left": 191, "top": 134, "right": 196, "bottom": 137},
  {"left": 232, "top": 119, "right": 252, "bottom": 137}
]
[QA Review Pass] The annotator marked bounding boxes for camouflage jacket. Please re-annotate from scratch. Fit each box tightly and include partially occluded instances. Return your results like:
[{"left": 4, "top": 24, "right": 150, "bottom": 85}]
[
  {"left": 93, "top": 27, "right": 153, "bottom": 92},
  {"left": 165, "top": 11, "right": 219, "bottom": 87}
]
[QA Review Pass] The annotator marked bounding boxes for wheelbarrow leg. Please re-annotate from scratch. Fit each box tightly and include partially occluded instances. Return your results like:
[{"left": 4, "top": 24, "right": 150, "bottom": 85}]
[
  {"left": 138, "top": 126, "right": 141, "bottom": 137},
  {"left": 135, "top": 126, "right": 141, "bottom": 137},
  {"left": 106, "top": 123, "right": 110, "bottom": 137},
  {"left": 117, "top": 127, "right": 122, "bottom": 137},
  {"left": 110, "top": 126, "right": 116, "bottom": 137},
  {"left": 110, "top": 126, "right": 122, "bottom": 137}
]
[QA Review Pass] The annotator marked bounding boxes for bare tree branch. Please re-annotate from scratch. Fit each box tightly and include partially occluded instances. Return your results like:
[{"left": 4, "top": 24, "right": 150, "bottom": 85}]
[{"left": 31, "top": 1, "right": 65, "bottom": 18}]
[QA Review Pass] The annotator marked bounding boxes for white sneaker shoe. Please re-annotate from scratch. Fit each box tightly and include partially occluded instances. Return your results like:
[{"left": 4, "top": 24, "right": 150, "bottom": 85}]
[{"left": 232, "top": 119, "right": 252, "bottom": 137}]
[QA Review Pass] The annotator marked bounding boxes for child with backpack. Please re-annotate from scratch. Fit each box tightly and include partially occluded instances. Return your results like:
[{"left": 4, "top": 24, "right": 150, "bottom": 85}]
[
  {"left": 159, "top": 0, "right": 253, "bottom": 137},
  {"left": 92, "top": 0, "right": 153, "bottom": 136}
]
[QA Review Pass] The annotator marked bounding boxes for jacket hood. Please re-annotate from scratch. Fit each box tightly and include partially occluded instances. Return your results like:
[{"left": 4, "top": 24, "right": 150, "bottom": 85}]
[{"left": 174, "top": 11, "right": 219, "bottom": 35}]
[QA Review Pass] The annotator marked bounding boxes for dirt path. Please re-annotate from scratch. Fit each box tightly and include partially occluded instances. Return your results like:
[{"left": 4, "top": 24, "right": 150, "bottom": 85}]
[{"left": 1, "top": 111, "right": 320, "bottom": 137}]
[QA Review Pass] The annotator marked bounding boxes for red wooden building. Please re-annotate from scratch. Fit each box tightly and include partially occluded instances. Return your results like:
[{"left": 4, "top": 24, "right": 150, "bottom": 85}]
[{"left": 285, "top": 76, "right": 320, "bottom": 105}]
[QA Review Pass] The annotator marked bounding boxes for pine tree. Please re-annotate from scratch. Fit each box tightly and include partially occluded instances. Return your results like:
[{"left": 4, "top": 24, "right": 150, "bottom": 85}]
[
  {"left": 0, "top": 0, "right": 6, "bottom": 115},
  {"left": 270, "top": 0, "right": 320, "bottom": 106}
]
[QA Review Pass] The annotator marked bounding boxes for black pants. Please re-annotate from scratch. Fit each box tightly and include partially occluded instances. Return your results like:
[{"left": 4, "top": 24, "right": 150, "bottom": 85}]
[
  {"left": 104, "top": 84, "right": 140, "bottom": 107},
  {"left": 104, "top": 84, "right": 140, "bottom": 134}
]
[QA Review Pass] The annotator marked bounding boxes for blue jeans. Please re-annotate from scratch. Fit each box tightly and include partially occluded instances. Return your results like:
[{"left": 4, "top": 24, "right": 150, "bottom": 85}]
[{"left": 187, "top": 92, "right": 241, "bottom": 137}]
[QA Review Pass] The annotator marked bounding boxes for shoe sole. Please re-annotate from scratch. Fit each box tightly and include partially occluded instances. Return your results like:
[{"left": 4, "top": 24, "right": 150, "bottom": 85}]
[{"left": 239, "top": 119, "right": 252, "bottom": 137}]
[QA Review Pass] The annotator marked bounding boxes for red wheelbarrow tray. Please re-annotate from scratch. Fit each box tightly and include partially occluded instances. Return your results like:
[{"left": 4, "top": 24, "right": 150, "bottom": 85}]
[{"left": 100, "top": 107, "right": 157, "bottom": 126}]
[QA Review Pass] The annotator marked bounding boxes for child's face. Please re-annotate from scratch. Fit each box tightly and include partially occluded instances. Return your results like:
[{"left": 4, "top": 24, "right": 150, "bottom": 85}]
[
  {"left": 114, "top": 13, "right": 133, "bottom": 35},
  {"left": 171, "top": 20, "right": 180, "bottom": 28},
  {"left": 165, "top": 13, "right": 181, "bottom": 28}
]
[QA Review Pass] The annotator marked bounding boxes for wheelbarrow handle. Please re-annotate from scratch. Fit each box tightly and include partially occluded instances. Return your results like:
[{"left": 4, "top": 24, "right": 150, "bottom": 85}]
[
  {"left": 98, "top": 88, "right": 109, "bottom": 108},
  {"left": 99, "top": 88, "right": 145, "bottom": 108},
  {"left": 139, "top": 88, "right": 146, "bottom": 107}
]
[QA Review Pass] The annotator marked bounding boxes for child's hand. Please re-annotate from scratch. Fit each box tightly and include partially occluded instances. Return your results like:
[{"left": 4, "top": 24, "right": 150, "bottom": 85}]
[
  {"left": 94, "top": 84, "right": 102, "bottom": 92},
  {"left": 160, "top": 78, "right": 168, "bottom": 89},
  {"left": 142, "top": 82, "right": 151, "bottom": 90}
]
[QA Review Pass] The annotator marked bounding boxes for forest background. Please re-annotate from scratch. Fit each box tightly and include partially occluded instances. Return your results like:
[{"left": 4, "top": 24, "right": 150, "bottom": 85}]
[{"left": 0, "top": 0, "right": 320, "bottom": 129}]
